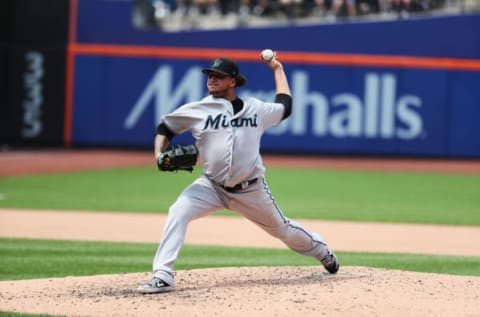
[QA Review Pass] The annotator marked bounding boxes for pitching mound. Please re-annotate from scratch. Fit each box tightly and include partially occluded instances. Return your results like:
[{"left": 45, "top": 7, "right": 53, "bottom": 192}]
[{"left": 1, "top": 266, "right": 479, "bottom": 317}]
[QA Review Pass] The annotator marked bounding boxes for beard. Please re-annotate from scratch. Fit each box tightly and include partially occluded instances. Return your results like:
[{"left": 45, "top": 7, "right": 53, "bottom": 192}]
[{"left": 208, "top": 86, "right": 230, "bottom": 99}]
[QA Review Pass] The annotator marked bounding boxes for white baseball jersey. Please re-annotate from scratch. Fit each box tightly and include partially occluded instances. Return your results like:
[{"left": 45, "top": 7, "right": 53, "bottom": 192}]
[{"left": 161, "top": 95, "right": 285, "bottom": 187}]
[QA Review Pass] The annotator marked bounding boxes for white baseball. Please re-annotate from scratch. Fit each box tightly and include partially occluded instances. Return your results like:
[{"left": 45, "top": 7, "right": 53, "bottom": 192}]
[{"left": 261, "top": 49, "right": 275, "bottom": 62}]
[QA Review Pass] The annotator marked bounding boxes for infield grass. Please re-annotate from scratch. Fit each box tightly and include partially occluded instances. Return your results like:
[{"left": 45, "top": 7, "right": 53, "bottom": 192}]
[
  {"left": 0, "top": 167, "right": 479, "bottom": 225},
  {"left": 1, "top": 238, "right": 479, "bottom": 281}
]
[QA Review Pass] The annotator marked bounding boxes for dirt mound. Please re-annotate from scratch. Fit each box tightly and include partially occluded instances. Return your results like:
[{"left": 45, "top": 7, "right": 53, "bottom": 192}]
[{"left": 1, "top": 266, "right": 479, "bottom": 317}]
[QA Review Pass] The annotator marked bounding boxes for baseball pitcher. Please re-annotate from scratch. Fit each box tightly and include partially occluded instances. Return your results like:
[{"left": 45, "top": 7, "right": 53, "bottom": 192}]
[{"left": 138, "top": 52, "right": 339, "bottom": 294}]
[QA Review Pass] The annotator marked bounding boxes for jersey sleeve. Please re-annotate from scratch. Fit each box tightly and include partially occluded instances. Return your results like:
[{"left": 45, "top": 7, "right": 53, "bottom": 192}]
[
  {"left": 160, "top": 103, "right": 202, "bottom": 135},
  {"left": 258, "top": 100, "right": 286, "bottom": 129}
]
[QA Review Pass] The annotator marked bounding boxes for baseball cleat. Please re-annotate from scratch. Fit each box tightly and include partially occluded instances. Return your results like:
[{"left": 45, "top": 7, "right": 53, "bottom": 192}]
[
  {"left": 137, "top": 276, "right": 175, "bottom": 294},
  {"left": 320, "top": 249, "right": 340, "bottom": 274}
]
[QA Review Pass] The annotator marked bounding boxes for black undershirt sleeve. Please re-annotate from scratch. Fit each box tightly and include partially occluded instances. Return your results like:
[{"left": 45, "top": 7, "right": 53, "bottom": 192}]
[
  {"left": 275, "top": 93, "right": 292, "bottom": 119},
  {"left": 156, "top": 122, "right": 174, "bottom": 141}
]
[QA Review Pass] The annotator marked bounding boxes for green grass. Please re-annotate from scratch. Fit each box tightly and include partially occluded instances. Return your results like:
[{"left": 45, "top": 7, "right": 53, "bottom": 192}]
[
  {"left": 1, "top": 238, "right": 479, "bottom": 281},
  {"left": 265, "top": 168, "right": 480, "bottom": 225},
  {"left": 0, "top": 167, "right": 479, "bottom": 225}
]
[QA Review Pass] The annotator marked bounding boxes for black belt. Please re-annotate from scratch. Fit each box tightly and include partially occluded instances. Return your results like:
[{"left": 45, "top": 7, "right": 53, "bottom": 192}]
[{"left": 222, "top": 178, "right": 258, "bottom": 192}]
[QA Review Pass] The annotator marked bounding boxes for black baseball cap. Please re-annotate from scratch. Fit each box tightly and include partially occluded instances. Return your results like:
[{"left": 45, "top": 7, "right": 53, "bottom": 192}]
[{"left": 202, "top": 58, "right": 247, "bottom": 87}]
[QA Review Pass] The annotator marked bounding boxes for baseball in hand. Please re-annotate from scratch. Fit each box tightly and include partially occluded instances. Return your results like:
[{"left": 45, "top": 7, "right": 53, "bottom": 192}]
[{"left": 261, "top": 49, "right": 275, "bottom": 62}]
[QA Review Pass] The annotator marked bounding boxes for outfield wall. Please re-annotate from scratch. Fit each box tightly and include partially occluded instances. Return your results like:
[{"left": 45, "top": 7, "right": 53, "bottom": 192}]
[
  {"left": 0, "top": 0, "right": 69, "bottom": 147},
  {"left": 2, "top": 0, "right": 480, "bottom": 157}
]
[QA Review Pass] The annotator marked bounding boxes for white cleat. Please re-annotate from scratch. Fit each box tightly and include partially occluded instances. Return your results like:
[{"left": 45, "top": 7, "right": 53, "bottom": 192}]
[{"left": 137, "top": 276, "right": 175, "bottom": 294}]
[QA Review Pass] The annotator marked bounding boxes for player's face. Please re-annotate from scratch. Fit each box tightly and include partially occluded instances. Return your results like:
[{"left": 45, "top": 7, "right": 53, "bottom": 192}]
[{"left": 206, "top": 72, "right": 236, "bottom": 99}]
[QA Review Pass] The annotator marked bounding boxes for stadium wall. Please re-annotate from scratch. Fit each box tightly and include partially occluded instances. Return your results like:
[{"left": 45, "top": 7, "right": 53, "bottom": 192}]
[
  {"left": 0, "top": 0, "right": 69, "bottom": 147},
  {"left": 3, "top": 0, "right": 480, "bottom": 157}
]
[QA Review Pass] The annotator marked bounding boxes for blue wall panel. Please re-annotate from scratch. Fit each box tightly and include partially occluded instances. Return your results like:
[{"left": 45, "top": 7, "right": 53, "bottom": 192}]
[
  {"left": 448, "top": 72, "right": 480, "bottom": 157},
  {"left": 70, "top": 1, "right": 480, "bottom": 157},
  {"left": 72, "top": 55, "right": 480, "bottom": 156}
]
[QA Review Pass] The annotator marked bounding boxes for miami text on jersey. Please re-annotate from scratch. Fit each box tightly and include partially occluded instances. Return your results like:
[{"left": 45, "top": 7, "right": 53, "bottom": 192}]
[{"left": 203, "top": 113, "right": 258, "bottom": 130}]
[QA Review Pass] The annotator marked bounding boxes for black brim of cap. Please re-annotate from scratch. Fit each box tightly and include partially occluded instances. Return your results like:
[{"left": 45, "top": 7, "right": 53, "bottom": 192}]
[
  {"left": 202, "top": 68, "right": 247, "bottom": 87},
  {"left": 202, "top": 68, "right": 230, "bottom": 76}
]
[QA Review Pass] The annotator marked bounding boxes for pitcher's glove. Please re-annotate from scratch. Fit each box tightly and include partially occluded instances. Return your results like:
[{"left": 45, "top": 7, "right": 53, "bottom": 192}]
[{"left": 157, "top": 144, "right": 198, "bottom": 172}]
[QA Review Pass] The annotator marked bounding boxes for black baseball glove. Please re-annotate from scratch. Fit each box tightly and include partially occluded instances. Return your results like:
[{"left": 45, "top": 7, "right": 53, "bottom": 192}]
[{"left": 157, "top": 144, "right": 198, "bottom": 172}]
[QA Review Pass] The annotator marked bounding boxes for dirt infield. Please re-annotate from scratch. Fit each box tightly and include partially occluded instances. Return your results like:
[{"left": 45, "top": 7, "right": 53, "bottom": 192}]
[
  {"left": 1, "top": 149, "right": 480, "bottom": 177},
  {"left": 1, "top": 209, "right": 479, "bottom": 257},
  {"left": 1, "top": 149, "right": 479, "bottom": 316}
]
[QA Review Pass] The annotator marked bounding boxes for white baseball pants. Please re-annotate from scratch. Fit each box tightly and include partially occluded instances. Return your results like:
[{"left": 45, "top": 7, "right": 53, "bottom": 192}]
[{"left": 152, "top": 175, "right": 330, "bottom": 286}]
